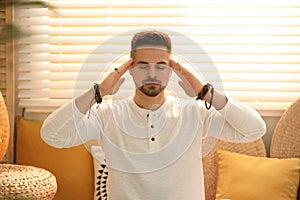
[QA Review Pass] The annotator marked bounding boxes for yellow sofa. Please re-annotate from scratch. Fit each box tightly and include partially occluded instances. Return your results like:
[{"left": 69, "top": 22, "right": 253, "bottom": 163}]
[
  {"left": 15, "top": 98, "right": 300, "bottom": 199},
  {"left": 15, "top": 116, "right": 94, "bottom": 200},
  {"left": 15, "top": 116, "right": 272, "bottom": 200}
]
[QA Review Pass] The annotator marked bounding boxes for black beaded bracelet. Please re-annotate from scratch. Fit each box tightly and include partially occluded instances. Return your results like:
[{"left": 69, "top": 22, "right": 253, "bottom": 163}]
[
  {"left": 93, "top": 83, "right": 102, "bottom": 104},
  {"left": 196, "top": 83, "right": 214, "bottom": 110},
  {"left": 196, "top": 84, "right": 210, "bottom": 101},
  {"left": 205, "top": 84, "right": 214, "bottom": 110}
]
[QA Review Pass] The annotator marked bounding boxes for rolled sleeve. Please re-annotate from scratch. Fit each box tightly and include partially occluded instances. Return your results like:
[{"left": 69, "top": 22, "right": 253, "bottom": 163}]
[
  {"left": 206, "top": 96, "right": 266, "bottom": 142},
  {"left": 41, "top": 100, "right": 101, "bottom": 148}
]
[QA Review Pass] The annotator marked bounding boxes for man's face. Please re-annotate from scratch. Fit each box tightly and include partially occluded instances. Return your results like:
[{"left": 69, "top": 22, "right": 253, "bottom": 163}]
[{"left": 130, "top": 47, "right": 172, "bottom": 97}]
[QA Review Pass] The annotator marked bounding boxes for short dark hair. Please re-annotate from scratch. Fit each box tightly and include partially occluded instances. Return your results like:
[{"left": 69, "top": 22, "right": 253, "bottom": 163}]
[{"left": 130, "top": 30, "right": 172, "bottom": 57}]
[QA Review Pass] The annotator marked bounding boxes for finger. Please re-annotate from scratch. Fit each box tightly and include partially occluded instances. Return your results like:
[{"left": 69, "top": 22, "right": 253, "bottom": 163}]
[
  {"left": 178, "top": 80, "right": 185, "bottom": 90},
  {"left": 170, "top": 60, "right": 184, "bottom": 78},
  {"left": 170, "top": 60, "right": 192, "bottom": 79},
  {"left": 178, "top": 80, "right": 196, "bottom": 97},
  {"left": 173, "top": 67, "right": 185, "bottom": 80},
  {"left": 178, "top": 80, "right": 191, "bottom": 94},
  {"left": 169, "top": 60, "right": 179, "bottom": 70},
  {"left": 117, "top": 77, "right": 125, "bottom": 88},
  {"left": 112, "top": 77, "right": 125, "bottom": 94},
  {"left": 170, "top": 60, "right": 203, "bottom": 96},
  {"left": 170, "top": 60, "right": 185, "bottom": 72},
  {"left": 116, "top": 58, "right": 133, "bottom": 76}
]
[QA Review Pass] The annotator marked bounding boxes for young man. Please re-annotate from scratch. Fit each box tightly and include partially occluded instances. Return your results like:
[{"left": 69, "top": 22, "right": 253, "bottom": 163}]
[{"left": 41, "top": 30, "right": 266, "bottom": 200}]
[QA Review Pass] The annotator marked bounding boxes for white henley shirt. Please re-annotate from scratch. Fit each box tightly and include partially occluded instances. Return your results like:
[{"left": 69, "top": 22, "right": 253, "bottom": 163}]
[{"left": 41, "top": 95, "right": 266, "bottom": 200}]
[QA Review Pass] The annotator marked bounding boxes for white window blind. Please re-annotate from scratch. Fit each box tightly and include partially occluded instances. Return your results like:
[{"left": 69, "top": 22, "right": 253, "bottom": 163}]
[
  {"left": 0, "top": 5, "right": 7, "bottom": 99},
  {"left": 16, "top": 0, "right": 300, "bottom": 115}
]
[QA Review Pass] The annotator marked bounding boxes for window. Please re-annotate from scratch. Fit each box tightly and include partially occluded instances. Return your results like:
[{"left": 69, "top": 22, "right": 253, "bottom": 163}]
[
  {"left": 1, "top": 1, "right": 14, "bottom": 163},
  {"left": 16, "top": 0, "right": 300, "bottom": 116}
]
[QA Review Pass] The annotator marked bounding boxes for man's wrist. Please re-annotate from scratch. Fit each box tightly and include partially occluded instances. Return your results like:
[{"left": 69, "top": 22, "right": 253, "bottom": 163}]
[
  {"left": 98, "top": 83, "right": 107, "bottom": 98},
  {"left": 93, "top": 83, "right": 103, "bottom": 104},
  {"left": 196, "top": 83, "right": 211, "bottom": 101}
]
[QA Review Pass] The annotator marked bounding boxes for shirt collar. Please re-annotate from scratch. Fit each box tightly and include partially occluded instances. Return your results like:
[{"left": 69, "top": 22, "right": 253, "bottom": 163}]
[
  {"left": 128, "top": 96, "right": 170, "bottom": 119},
  {"left": 110, "top": 95, "right": 180, "bottom": 138}
]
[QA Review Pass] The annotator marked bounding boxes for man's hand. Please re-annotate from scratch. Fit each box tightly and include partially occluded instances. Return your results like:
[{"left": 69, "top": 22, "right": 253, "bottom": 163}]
[
  {"left": 75, "top": 59, "right": 132, "bottom": 114},
  {"left": 170, "top": 60, "right": 228, "bottom": 110},
  {"left": 99, "top": 59, "right": 133, "bottom": 97},
  {"left": 169, "top": 60, "right": 204, "bottom": 97}
]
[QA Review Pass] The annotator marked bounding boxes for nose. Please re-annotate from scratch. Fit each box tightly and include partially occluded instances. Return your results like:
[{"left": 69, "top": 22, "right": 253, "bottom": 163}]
[{"left": 148, "top": 66, "right": 156, "bottom": 77}]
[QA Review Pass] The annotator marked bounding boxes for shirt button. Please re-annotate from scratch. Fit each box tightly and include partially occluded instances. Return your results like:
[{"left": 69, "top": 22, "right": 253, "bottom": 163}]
[
  {"left": 151, "top": 137, "right": 155, "bottom": 141},
  {"left": 150, "top": 125, "right": 154, "bottom": 128}
]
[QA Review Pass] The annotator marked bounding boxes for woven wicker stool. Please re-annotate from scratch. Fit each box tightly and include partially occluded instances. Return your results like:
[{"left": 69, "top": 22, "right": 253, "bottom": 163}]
[{"left": 0, "top": 164, "right": 57, "bottom": 199}]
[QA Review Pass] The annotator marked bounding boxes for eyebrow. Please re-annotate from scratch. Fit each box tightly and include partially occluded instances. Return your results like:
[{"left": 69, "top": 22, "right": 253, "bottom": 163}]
[
  {"left": 137, "top": 61, "right": 168, "bottom": 64},
  {"left": 137, "top": 61, "right": 149, "bottom": 64},
  {"left": 157, "top": 61, "right": 168, "bottom": 65}
]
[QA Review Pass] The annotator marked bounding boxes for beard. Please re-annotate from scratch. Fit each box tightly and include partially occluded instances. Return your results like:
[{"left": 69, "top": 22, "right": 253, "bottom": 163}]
[{"left": 138, "top": 84, "right": 166, "bottom": 97}]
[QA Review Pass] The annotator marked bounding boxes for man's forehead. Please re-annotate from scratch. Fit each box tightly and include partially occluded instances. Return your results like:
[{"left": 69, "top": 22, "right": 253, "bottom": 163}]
[
  {"left": 133, "top": 47, "right": 171, "bottom": 59},
  {"left": 133, "top": 55, "right": 170, "bottom": 65},
  {"left": 132, "top": 46, "right": 171, "bottom": 64}
]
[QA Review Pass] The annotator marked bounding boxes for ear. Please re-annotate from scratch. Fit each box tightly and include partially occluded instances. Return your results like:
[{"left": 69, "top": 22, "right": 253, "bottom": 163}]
[{"left": 129, "top": 57, "right": 134, "bottom": 76}]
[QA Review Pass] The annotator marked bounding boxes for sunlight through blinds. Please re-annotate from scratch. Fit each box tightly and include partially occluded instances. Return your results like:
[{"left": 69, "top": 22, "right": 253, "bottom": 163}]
[
  {"left": 16, "top": 0, "right": 300, "bottom": 115},
  {"left": 0, "top": 6, "right": 7, "bottom": 99}
]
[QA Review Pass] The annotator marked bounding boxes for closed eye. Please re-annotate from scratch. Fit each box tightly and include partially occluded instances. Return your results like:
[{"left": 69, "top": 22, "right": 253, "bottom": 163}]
[
  {"left": 156, "top": 64, "right": 167, "bottom": 70},
  {"left": 137, "top": 65, "right": 150, "bottom": 70}
]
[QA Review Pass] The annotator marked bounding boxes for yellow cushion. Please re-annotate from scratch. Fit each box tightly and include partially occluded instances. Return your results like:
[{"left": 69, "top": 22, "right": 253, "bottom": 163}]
[
  {"left": 15, "top": 116, "right": 94, "bottom": 200},
  {"left": 216, "top": 150, "right": 300, "bottom": 200}
]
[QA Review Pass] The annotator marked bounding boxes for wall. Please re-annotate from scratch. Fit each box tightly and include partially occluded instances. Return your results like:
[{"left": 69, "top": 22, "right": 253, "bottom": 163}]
[{"left": 262, "top": 116, "right": 281, "bottom": 156}]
